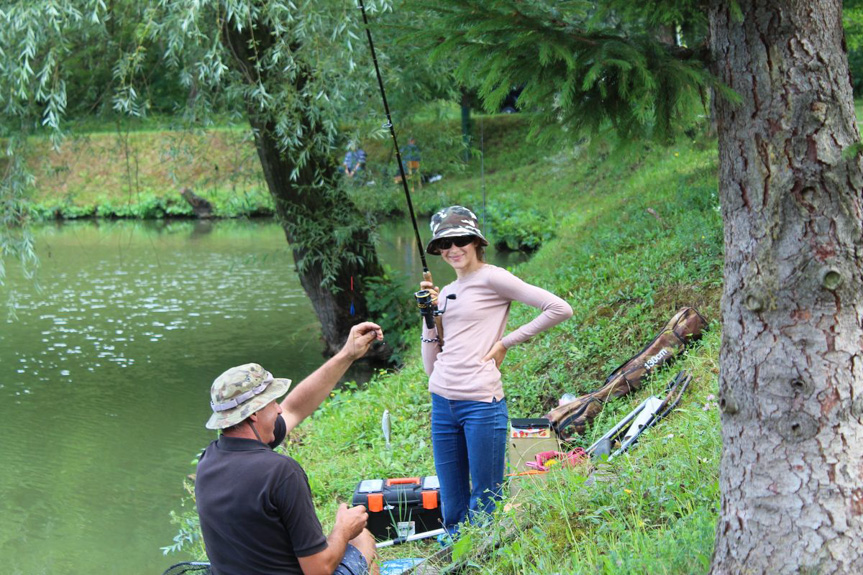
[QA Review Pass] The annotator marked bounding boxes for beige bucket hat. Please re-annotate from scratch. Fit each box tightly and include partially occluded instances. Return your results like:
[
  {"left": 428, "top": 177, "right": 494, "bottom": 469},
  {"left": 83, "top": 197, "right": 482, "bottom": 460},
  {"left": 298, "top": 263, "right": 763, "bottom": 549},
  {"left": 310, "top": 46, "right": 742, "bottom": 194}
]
[{"left": 205, "top": 363, "right": 292, "bottom": 430}]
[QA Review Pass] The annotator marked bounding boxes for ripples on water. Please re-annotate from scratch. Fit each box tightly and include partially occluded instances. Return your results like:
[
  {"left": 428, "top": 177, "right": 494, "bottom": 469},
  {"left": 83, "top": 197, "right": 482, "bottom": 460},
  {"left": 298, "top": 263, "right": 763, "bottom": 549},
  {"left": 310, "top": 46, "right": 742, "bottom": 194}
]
[{"left": 1, "top": 220, "right": 318, "bottom": 575}]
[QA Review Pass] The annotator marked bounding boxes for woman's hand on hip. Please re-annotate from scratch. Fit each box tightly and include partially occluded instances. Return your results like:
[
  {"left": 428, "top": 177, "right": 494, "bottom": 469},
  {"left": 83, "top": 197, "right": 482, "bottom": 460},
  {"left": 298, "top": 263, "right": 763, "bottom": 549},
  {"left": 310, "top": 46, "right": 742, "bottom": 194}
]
[{"left": 481, "top": 341, "right": 508, "bottom": 368}]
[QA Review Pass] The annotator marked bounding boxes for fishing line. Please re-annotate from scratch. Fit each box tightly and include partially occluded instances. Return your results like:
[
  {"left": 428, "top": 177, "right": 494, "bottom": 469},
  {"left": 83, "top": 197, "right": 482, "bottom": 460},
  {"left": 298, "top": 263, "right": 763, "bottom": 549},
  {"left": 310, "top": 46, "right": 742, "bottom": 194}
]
[
  {"left": 481, "top": 116, "right": 486, "bottom": 229},
  {"left": 357, "top": 0, "right": 429, "bottom": 274}
]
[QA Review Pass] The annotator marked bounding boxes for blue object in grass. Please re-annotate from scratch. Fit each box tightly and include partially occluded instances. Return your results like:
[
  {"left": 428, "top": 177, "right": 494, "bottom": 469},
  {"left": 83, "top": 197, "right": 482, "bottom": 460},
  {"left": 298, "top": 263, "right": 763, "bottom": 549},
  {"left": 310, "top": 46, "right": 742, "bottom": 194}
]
[
  {"left": 380, "top": 558, "right": 425, "bottom": 575},
  {"left": 437, "top": 531, "right": 455, "bottom": 548}
]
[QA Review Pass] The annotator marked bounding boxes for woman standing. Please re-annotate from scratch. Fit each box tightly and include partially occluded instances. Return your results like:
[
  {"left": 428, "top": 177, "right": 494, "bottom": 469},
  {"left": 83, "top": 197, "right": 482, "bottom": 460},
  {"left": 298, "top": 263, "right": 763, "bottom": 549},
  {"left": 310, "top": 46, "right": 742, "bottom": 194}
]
[{"left": 419, "top": 206, "right": 572, "bottom": 537}]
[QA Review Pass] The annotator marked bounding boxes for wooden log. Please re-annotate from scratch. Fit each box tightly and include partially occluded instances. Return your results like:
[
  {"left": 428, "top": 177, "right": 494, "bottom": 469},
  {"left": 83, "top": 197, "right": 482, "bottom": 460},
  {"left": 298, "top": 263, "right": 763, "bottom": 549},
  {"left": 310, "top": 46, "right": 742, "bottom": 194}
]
[{"left": 179, "top": 187, "right": 214, "bottom": 219}]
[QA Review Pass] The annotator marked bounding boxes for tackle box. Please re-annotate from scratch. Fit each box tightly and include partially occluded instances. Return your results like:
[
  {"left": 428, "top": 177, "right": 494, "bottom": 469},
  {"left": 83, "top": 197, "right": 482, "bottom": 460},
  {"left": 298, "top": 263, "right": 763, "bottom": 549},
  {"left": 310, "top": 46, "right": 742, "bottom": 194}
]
[
  {"left": 508, "top": 417, "right": 561, "bottom": 473},
  {"left": 351, "top": 476, "right": 443, "bottom": 539}
]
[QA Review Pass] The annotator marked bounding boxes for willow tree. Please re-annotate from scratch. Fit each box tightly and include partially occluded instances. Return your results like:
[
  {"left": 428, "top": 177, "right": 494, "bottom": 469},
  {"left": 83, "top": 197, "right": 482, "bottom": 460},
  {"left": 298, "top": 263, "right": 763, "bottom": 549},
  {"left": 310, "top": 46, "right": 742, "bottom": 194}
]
[
  {"left": 0, "top": 0, "right": 394, "bottom": 356},
  {"left": 411, "top": 0, "right": 863, "bottom": 571}
]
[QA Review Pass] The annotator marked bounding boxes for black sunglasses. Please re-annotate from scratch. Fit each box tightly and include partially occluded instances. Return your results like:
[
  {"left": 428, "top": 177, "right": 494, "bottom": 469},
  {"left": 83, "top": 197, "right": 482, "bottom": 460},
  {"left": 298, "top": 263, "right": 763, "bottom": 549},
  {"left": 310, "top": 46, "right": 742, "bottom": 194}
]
[{"left": 435, "top": 236, "right": 474, "bottom": 250}]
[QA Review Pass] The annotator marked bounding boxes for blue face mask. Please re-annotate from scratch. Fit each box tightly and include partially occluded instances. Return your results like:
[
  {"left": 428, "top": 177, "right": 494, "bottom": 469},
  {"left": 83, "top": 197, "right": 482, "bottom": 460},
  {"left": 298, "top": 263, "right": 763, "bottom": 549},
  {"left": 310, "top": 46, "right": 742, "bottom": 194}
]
[{"left": 268, "top": 414, "right": 287, "bottom": 450}]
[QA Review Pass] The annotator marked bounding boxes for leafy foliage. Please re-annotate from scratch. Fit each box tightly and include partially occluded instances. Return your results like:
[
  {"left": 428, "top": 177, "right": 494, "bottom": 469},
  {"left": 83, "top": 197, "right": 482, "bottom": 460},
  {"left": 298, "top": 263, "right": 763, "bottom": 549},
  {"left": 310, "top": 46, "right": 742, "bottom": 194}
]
[
  {"left": 0, "top": 141, "right": 39, "bottom": 286},
  {"left": 484, "top": 200, "right": 556, "bottom": 252},
  {"left": 161, "top": 496, "right": 206, "bottom": 557},
  {"left": 404, "top": 0, "right": 731, "bottom": 144},
  {"left": 844, "top": 1, "right": 863, "bottom": 94},
  {"left": 0, "top": 2, "right": 95, "bottom": 291},
  {"left": 364, "top": 266, "right": 417, "bottom": 364},
  {"left": 276, "top": 183, "right": 381, "bottom": 290},
  {"left": 27, "top": 184, "right": 277, "bottom": 220}
]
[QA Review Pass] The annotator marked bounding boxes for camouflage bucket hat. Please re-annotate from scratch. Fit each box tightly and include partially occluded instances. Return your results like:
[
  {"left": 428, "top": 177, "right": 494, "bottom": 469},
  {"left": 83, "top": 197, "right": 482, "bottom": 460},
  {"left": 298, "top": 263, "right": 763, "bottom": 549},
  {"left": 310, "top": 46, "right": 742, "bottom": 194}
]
[
  {"left": 426, "top": 205, "right": 489, "bottom": 255},
  {"left": 205, "top": 363, "right": 292, "bottom": 430}
]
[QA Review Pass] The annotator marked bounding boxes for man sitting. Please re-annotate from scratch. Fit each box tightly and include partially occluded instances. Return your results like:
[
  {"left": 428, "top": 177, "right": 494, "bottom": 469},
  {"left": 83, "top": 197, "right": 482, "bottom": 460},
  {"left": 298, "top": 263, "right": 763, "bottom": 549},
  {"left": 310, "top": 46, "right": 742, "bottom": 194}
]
[{"left": 195, "top": 322, "right": 384, "bottom": 575}]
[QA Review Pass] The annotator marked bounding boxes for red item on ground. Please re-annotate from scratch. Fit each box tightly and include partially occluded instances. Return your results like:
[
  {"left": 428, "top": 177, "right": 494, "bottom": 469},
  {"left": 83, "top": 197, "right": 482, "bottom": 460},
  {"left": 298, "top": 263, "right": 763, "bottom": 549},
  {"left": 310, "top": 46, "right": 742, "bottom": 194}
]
[{"left": 524, "top": 448, "right": 587, "bottom": 472}]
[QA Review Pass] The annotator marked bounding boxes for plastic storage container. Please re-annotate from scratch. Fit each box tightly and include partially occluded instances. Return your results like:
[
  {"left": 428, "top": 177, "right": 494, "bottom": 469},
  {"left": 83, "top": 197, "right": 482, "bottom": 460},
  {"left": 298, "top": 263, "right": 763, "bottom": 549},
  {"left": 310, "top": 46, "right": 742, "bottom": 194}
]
[{"left": 351, "top": 476, "right": 443, "bottom": 539}]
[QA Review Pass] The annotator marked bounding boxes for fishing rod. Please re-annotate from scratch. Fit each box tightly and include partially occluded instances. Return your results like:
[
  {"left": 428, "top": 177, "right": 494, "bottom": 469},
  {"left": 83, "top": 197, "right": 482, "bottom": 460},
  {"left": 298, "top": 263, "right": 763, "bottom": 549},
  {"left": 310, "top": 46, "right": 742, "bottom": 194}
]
[
  {"left": 358, "top": 0, "right": 448, "bottom": 342},
  {"left": 358, "top": 0, "right": 425, "bottom": 274}
]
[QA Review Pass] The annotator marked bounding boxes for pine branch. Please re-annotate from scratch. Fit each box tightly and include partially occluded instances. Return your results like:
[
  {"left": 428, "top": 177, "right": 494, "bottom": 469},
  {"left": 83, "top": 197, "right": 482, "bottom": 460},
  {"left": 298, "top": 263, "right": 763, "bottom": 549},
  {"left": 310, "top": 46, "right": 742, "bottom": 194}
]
[{"left": 402, "top": 0, "right": 720, "bottom": 143}]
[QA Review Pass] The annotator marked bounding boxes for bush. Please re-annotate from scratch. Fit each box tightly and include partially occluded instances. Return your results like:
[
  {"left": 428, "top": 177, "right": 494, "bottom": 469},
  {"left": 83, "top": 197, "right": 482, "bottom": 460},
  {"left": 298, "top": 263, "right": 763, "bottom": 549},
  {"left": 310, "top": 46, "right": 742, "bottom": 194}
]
[{"left": 485, "top": 201, "right": 556, "bottom": 252}]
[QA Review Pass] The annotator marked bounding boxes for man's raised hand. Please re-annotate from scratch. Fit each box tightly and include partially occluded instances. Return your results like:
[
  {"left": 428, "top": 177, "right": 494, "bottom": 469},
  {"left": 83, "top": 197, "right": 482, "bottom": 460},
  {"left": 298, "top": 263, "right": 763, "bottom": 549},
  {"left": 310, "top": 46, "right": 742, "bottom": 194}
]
[{"left": 341, "top": 322, "right": 384, "bottom": 361}]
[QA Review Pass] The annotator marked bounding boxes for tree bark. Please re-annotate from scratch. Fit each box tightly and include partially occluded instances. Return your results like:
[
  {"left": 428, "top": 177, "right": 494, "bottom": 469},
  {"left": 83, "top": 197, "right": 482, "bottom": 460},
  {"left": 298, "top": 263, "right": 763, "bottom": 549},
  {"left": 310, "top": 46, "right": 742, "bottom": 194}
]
[
  {"left": 708, "top": 1, "right": 863, "bottom": 572},
  {"left": 220, "top": 13, "right": 387, "bottom": 358}
]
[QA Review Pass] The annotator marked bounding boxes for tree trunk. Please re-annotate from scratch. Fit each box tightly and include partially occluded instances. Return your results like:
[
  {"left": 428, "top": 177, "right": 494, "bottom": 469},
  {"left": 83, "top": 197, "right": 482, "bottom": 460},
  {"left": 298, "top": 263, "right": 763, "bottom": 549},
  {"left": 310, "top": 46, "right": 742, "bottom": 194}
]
[
  {"left": 708, "top": 1, "right": 863, "bottom": 572},
  {"left": 220, "top": 14, "right": 387, "bottom": 359},
  {"left": 248, "top": 114, "right": 385, "bottom": 357}
]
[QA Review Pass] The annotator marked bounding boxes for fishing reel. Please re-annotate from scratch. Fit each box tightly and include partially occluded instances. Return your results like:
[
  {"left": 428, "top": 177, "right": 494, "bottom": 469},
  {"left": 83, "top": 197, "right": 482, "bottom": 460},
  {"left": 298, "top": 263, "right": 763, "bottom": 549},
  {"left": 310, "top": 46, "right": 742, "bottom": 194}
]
[{"left": 414, "top": 290, "right": 456, "bottom": 329}]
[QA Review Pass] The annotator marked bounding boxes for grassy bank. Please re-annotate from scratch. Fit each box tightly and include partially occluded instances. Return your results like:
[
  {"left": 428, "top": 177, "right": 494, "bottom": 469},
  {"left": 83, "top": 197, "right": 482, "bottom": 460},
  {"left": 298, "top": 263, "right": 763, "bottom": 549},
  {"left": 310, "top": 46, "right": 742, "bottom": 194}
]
[
  {"left": 23, "top": 110, "right": 491, "bottom": 221},
  {"left": 25, "top": 126, "right": 273, "bottom": 219},
  {"left": 138, "top": 115, "right": 724, "bottom": 573},
  {"left": 295, "top": 139, "right": 723, "bottom": 574}
]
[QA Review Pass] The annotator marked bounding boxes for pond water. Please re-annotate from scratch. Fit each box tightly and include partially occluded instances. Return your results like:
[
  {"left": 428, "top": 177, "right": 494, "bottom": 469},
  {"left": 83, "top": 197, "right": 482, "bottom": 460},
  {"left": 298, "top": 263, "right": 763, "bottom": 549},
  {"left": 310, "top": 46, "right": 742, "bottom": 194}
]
[{"left": 0, "top": 218, "right": 526, "bottom": 575}]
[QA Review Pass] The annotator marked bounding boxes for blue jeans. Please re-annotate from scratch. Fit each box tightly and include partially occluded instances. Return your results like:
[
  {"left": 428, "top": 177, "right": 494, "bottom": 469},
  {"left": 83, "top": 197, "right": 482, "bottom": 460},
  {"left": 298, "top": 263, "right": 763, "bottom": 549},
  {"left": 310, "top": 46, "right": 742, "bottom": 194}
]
[
  {"left": 334, "top": 543, "right": 367, "bottom": 575},
  {"left": 431, "top": 393, "right": 509, "bottom": 534}
]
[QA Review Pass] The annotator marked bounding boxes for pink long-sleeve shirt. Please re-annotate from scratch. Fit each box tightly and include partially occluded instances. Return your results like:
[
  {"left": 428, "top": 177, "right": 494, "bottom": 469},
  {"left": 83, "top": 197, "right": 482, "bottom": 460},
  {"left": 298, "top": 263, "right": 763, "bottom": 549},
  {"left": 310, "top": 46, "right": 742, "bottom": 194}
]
[{"left": 421, "top": 264, "right": 573, "bottom": 402}]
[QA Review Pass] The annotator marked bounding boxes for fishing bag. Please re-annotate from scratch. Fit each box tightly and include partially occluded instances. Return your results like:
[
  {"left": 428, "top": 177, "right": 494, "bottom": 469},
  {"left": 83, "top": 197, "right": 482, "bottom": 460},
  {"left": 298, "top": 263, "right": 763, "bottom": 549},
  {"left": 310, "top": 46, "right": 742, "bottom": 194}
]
[{"left": 547, "top": 307, "right": 708, "bottom": 440}]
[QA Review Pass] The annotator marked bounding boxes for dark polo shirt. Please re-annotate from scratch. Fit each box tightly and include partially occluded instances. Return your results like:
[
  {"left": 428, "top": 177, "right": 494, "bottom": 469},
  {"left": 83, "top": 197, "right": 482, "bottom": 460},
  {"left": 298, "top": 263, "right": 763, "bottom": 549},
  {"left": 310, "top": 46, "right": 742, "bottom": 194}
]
[{"left": 195, "top": 435, "right": 327, "bottom": 575}]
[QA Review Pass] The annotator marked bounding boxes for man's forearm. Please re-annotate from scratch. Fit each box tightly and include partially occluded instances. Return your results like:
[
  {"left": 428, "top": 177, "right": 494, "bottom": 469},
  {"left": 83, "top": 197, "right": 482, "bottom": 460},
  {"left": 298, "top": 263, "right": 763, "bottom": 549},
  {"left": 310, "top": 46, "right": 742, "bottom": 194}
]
[
  {"left": 323, "top": 527, "right": 352, "bottom": 572},
  {"left": 299, "top": 525, "right": 352, "bottom": 575}
]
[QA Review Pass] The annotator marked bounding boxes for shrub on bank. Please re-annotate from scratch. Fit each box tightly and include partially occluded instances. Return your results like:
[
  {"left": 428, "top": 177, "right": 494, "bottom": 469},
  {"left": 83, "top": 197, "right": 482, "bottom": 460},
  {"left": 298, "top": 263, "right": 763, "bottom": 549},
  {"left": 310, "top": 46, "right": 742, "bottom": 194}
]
[
  {"left": 27, "top": 186, "right": 276, "bottom": 221},
  {"left": 484, "top": 200, "right": 556, "bottom": 252}
]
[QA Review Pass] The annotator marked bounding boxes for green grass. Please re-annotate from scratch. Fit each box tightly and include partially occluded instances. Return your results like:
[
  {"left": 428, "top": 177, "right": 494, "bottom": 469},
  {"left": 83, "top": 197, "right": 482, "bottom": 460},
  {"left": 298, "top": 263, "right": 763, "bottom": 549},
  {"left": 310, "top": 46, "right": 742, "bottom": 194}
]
[
  {"left": 77, "top": 113, "right": 724, "bottom": 572},
  {"left": 25, "top": 124, "right": 270, "bottom": 218},
  {"left": 281, "top": 132, "right": 725, "bottom": 572}
]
